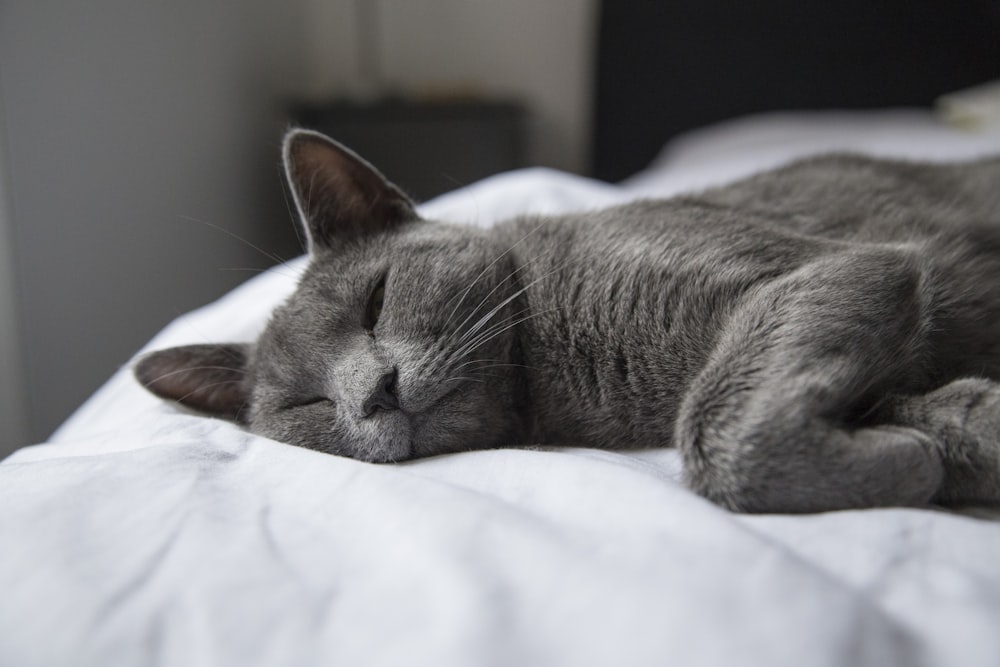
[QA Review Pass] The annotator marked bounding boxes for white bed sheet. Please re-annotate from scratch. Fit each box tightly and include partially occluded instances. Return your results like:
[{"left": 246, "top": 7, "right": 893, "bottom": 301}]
[{"left": 4, "top": 110, "right": 1000, "bottom": 667}]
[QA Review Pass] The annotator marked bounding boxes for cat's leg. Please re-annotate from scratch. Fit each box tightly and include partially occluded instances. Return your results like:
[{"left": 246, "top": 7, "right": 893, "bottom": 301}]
[
  {"left": 887, "top": 378, "right": 1000, "bottom": 506},
  {"left": 675, "top": 250, "right": 948, "bottom": 513}
]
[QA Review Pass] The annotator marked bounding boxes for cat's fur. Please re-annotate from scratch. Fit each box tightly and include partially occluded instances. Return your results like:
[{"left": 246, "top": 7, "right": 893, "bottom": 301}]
[{"left": 136, "top": 129, "right": 1000, "bottom": 513}]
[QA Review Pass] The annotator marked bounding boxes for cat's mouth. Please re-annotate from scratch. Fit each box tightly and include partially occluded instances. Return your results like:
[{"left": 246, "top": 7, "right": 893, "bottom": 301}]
[{"left": 376, "top": 364, "right": 501, "bottom": 459}]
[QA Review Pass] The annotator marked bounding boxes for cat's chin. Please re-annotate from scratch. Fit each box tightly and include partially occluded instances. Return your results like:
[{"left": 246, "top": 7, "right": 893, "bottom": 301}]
[
  {"left": 361, "top": 442, "right": 413, "bottom": 463},
  {"left": 327, "top": 437, "right": 413, "bottom": 464},
  {"left": 251, "top": 407, "right": 416, "bottom": 463},
  {"left": 358, "top": 409, "right": 414, "bottom": 462}
]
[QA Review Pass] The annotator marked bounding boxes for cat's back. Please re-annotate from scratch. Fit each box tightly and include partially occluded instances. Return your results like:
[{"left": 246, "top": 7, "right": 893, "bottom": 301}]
[
  {"left": 482, "top": 154, "right": 1000, "bottom": 445},
  {"left": 493, "top": 154, "right": 1000, "bottom": 259},
  {"left": 682, "top": 153, "right": 1000, "bottom": 384},
  {"left": 692, "top": 153, "right": 1000, "bottom": 243}
]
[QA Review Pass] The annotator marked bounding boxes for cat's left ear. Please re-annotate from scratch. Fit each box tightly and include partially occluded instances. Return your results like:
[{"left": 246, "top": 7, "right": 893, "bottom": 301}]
[
  {"left": 282, "top": 129, "right": 420, "bottom": 253},
  {"left": 134, "top": 343, "right": 251, "bottom": 422}
]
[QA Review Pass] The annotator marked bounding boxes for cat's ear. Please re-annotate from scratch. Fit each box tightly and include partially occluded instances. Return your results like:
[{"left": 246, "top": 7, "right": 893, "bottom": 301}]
[
  {"left": 282, "top": 129, "right": 419, "bottom": 253},
  {"left": 134, "top": 343, "right": 251, "bottom": 422}
]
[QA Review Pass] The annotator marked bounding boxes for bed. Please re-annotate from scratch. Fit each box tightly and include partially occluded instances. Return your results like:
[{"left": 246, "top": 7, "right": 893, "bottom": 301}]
[
  {"left": 3, "top": 109, "right": 1000, "bottom": 666},
  {"left": 6, "top": 3, "right": 1000, "bottom": 665}
]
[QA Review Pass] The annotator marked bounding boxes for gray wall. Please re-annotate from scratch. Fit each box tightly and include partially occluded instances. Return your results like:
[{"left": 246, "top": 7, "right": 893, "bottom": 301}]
[
  {"left": 0, "top": 90, "right": 28, "bottom": 455},
  {"left": 0, "top": 0, "right": 300, "bottom": 446}
]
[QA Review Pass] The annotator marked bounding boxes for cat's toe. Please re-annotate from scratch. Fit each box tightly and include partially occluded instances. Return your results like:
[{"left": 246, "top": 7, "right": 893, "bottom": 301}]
[{"left": 893, "top": 378, "right": 1000, "bottom": 505}]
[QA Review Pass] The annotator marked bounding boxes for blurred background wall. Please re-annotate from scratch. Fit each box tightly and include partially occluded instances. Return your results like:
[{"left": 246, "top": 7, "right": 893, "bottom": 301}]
[
  {"left": 0, "top": 95, "right": 27, "bottom": 453},
  {"left": 0, "top": 0, "right": 599, "bottom": 454}
]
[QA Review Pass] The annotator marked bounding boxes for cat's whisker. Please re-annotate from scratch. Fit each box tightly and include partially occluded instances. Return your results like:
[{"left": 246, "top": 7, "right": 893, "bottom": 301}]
[
  {"left": 217, "top": 267, "right": 286, "bottom": 276},
  {"left": 450, "top": 234, "right": 567, "bottom": 341},
  {"left": 448, "top": 253, "right": 572, "bottom": 352},
  {"left": 447, "top": 233, "right": 572, "bottom": 358},
  {"left": 468, "top": 373, "right": 507, "bottom": 381},
  {"left": 141, "top": 365, "right": 246, "bottom": 386},
  {"left": 457, "top": 301, "right": 531, "bottom": 346},
  {"left": 177, "top": 214, "right": 289, "bottom": 268},
  {"left": 453, "top": 320, "right": 535, "bottom": 365},
  {"left": 279, "top": 169, "right": 308, "bottom": 254},
  {"left": 451, "top": 308, "right": 561, "bottom": 364},
  {"left": 453, "top": 278, "right": 539, "bottom": 347},
  {"left": 442, "top": 359, "right": 530, "bottom": 387},
  {"left": 440, "top": 375, "right": 485, "bottom": 385},
  {"left": 458, "top": 302, "right": 527, "bottom": 351},
  {"left": 452, "top": 359, "right": 537, "bottom": 373},
  {"left": 450, "top": 361, "right": 513, "bottom": 379},
  {"left": 477, "top": 249, "right": 578, "bottom": 336},
  {"left": 442, "top": 259, "right": 518, "bottom": 335},
  {"left": 451, "top": 256, "right": 575, "bottom": 349},
  {"left": 454, "top": 308, "right": 535, "bottom": 358},
  {"left": 450, "top": 357, "right": 507, "bottom": 370},
  {"left": 451, "top": 267, "right": 524, "bottom": 343},
  {"left": 441, "top": 220, "right": 547, "bottom": 331},
  {"left": 174, "top": 379, "right": 244, "bottom": 406}
]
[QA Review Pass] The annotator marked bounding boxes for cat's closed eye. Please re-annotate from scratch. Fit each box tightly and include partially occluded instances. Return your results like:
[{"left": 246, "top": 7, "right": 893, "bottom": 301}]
[
  {"left": 366, "top": 276, "right": 386, "bottom": 332},
  {"left": 293, "top": 396, "right": 331, "bottom": 409}
]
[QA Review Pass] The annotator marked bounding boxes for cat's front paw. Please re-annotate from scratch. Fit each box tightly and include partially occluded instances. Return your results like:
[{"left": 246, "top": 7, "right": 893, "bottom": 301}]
[{"left": 892, "top": 378, "right": 1000, "bottom": 506}]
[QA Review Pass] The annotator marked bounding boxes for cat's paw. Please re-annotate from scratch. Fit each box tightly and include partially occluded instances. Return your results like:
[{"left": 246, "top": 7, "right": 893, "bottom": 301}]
[{"left": 892, "top": 378, "right": 1000, "bottom": 505}]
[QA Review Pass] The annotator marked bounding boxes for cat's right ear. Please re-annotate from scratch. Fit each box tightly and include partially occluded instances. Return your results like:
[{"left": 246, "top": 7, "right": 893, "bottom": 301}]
[
  {"left": 282, "top": 129, "right": 419, "bottom": 254},
  {"left": 134, "top": 343, "right": 251, "bottom": 422}
]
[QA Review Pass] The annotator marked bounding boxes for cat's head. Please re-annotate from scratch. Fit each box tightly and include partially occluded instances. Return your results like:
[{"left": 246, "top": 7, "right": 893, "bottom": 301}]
[{"left": 135, "top": 129, "right": 527, "bottom": 461}]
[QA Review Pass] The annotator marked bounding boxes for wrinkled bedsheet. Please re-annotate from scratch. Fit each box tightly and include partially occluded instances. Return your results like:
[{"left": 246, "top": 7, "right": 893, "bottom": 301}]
[{"left": 3, "top": 110, "right": 1000, "bottom": 667}]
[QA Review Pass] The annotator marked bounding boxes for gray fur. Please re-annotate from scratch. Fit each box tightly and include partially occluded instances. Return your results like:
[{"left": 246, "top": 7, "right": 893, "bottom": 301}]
[{"left": 136, "top": 129, "right": 1000, "bottom": 513}]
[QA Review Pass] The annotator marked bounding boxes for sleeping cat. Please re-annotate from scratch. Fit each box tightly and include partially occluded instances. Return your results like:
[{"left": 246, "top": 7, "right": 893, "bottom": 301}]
[{"left": 136, "top": 128, "right": 1000, "bottom": 513}]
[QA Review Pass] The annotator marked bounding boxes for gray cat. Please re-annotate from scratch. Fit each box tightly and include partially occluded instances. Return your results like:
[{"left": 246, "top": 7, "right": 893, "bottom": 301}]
[{"left": 136, "top": 128, "right": 1000, "bottom": 513}]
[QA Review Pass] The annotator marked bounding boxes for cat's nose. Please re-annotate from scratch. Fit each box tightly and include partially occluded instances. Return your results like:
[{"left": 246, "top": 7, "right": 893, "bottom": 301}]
[{"left": 362, "top": 367, "right": 400, "bottom": 417}]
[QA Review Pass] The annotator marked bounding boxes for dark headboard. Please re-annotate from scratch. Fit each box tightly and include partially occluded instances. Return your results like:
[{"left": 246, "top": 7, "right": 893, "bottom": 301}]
[{"left": 592, "top": 1, "right": 1000, "bottom": 181}]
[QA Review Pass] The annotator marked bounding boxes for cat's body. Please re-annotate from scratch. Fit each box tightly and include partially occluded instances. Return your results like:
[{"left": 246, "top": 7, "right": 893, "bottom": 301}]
[
  {"left": 508, "top": 156, "right": 1000, "bottom": 446},
  {"left": 137, "top": 130, "right": 1000, "bottom": 513}
]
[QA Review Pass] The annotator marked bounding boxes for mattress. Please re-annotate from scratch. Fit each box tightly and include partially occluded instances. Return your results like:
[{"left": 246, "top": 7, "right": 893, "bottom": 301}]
[{"left": 3, "top": 110, "right": 1000, "bottom": 667}]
